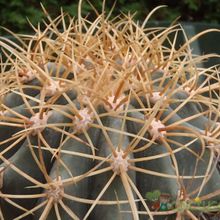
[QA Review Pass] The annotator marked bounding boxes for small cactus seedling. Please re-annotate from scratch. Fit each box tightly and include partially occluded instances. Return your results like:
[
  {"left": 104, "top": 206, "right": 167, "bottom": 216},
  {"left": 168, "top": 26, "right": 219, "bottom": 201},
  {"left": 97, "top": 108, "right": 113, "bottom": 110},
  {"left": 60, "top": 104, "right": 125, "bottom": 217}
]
[{"left": 0, "top": 1, "right": 220, "bottom": 220}]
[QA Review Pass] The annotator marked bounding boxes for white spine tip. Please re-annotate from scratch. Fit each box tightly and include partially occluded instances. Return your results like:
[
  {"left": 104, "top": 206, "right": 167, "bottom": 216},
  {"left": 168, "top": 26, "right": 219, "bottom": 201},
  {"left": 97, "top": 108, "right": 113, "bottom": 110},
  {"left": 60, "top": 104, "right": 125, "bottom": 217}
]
[
  {"left": 19, "top": 70, "right": 36, "bottom": 83},
  {"left": 47, "top": 176, "right": 64, "bottom": 203},
  {"left": 45, "top": 80, "right": 62, "bottom": 97},
  {"left": 148, "top": 118, "right": 166, "bottom": 140},
  {"left": 111, "top": 149, "right": 129, "bottom": 175},
  {"left": 148, "top": 92, "right": 166, "bottom": 104},
  {"left": 105, "top": 95, "right": 125, "bottom": 112},
  {"left": 73, "top": 108, "right": 93, "bottom": 133},
  {"left": 29, "top": 111, "right": 52, "bottom": 136}
]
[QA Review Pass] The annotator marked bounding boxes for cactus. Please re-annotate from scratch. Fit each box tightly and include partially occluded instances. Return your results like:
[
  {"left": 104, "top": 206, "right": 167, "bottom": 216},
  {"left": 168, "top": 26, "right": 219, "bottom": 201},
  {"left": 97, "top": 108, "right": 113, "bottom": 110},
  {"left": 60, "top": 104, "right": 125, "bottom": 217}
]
[{"left": 0, "top": 1, "right": 220, "bottom": 220}]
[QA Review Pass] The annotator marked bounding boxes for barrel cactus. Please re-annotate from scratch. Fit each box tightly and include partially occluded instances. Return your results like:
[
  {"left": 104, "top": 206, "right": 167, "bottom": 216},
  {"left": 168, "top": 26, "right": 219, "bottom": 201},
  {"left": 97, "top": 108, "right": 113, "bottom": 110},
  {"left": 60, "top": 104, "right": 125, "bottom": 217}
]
[{"left": 0, "top": 1, "right": 220, "bottom": 220}]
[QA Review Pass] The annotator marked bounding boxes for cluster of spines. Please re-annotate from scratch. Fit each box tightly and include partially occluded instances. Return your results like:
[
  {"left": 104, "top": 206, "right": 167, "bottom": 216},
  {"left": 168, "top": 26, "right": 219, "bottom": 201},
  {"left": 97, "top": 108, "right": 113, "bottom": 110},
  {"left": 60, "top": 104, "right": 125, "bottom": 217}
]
[{"left": 0, "top": 3, "right": 220, "bottom": 220}]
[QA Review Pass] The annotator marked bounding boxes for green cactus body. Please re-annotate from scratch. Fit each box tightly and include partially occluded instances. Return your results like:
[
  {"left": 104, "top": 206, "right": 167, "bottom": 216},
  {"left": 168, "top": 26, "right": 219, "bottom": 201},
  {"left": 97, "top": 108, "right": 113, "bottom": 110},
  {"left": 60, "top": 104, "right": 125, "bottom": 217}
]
[{"left": 0, "top": 2, "right": 220, "bottom": 220}]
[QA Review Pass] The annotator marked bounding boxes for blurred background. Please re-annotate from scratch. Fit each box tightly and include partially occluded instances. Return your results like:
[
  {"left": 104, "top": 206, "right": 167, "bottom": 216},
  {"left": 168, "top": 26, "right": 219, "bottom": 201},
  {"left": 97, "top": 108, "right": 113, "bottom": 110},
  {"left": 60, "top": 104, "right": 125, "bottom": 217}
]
[{"left": 0, "top": 0, "right": 219, "bottom": 34}]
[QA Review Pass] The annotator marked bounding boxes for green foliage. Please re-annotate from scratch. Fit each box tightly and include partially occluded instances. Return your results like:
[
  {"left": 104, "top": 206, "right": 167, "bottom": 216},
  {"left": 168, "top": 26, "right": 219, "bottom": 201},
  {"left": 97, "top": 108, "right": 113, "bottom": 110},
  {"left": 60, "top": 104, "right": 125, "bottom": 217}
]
[
  {"left": 0, "top": 0, "right": 220, "bottom": 35},
  {"left": 146, "top": 190, "right": 161, "bottom": 201}
]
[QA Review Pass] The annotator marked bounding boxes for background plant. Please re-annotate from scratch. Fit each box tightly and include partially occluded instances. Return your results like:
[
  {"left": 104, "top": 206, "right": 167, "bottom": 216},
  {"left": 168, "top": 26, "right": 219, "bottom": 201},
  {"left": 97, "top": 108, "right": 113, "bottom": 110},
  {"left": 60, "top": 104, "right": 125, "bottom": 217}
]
[{"left": 0, "top": 0, "right": 220, "bottom": 35}]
